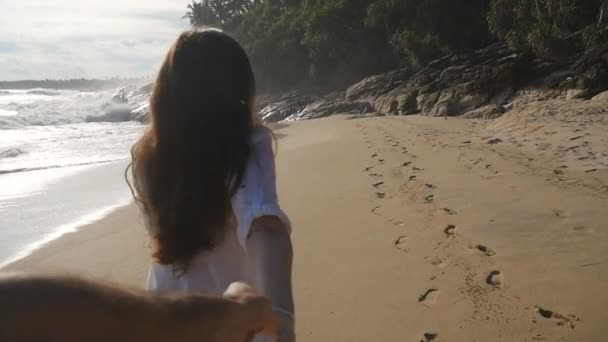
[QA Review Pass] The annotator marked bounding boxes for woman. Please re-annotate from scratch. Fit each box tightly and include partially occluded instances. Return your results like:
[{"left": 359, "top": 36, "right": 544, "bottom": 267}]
[{"left": 127, "top": 28, "right": 294, "bottom": 342}]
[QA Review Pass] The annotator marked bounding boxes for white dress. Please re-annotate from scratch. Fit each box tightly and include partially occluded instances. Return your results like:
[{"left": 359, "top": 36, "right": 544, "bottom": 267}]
[{"left": 145, "top": 127, "right": 291, "bottom": 296}]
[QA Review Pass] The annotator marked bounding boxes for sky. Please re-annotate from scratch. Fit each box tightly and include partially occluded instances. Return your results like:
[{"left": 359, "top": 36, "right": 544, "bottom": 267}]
[{"left": 0, "top": 0, "right": 190, "bottom": 81}]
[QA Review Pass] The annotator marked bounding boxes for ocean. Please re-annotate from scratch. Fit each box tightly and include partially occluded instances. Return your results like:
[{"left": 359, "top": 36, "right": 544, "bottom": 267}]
[{"left": 0, "top": 87, "right": 147, "bottom": 267}]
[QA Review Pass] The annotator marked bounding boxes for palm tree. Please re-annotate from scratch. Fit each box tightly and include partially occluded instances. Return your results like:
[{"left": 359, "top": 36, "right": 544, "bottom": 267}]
[{"left": 182, "top": 0, "right": 221, "bottom": 28}]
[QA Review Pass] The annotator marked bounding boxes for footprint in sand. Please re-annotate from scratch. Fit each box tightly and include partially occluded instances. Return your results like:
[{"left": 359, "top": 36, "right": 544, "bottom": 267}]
[
  {"left": 420, "top": 332, "right": 439, "bottom": 342},
  {"left": 394, "top": 236, "right": 408, "bottom": 252},
  {"left": 486, "top": 270, "right": 503, "bottom": 287},
  {"left": 375, "top": 192, "right": 386, "bottom": 199},
  {"left": 534, "top": 306, "right": 580, "bottom": 329},
  {"left": 425, "top": 183, "right": 437, "bottom": 189},
  {"left": 372, "top": 181, "right": 385, "bottom": 188},
  {"left": 389, "top": 219, "right": 405, "bottom": 227},
  {"left": 371, "top": 153, "right": 378, "bottom": 158},
  {"left": 371, "top": 206, "right": 381, "bottom": 216},
  {"left": 364, "top": 166, "right": 374, "bottom": 172},
  {"left": 418, "top": 289, "right": 440, "bottom": 306},
  {"left": 403, "top": 161, "right": 412, "bottom": 167},
  {"left": 475, "top": 244, "right": 496, "bottom": 256},
  {"left": 424, "top": 195, "right": 435, "bottom": 203},
  {"left": 409, "top": 175, "right": 417, "bottom": 181},
  {"left": 552, "top": 209, "right": 569, "bottom": 218},
  {"left": 440, "top": 208, "right": 457, "bottom": 215},
  {"left": 443, "top": 225, "right": 456, "bottom": 237},
  {"left": 429, "top": 256, "right": 446, "bottom": 268}
]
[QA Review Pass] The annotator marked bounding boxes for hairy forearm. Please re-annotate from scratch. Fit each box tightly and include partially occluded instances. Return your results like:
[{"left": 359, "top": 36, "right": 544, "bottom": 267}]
[{"left": 0, "top": 274, "right": 268, "bottom": 342}]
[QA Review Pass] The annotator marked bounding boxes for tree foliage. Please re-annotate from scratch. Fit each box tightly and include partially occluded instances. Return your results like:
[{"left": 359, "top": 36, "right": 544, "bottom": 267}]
[
  {"left": 182, "top": 0, "right": 608, "bottom": 91},
  {"left": 487, "top": 0, "right": 608, "bottom": 57}
]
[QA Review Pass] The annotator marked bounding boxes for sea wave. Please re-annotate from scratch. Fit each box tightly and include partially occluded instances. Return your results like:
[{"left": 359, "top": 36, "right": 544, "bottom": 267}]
[
  {"left": 0, "top": 158, "right": 127, "bottom": 175},
  {"left": 85, "top": 103, "right": 133, "bottom": 123},
  {"left": 25, "top": 89, "right": 63, "bottom": 96},
  {"left": 0, "top": 89, "right": 140, "bottom": 129},
  {"left": 0, "top": 147, "right": 26, "bottom": 159}
]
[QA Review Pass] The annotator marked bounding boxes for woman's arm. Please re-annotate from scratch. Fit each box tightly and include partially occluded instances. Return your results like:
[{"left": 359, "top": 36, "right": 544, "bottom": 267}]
[{"left": 247, "top": 216, "right": 295, "bottom": 341}]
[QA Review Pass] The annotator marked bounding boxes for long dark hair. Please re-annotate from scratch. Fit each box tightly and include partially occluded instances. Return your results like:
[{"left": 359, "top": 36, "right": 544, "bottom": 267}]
[{"left": 127, "top": 29, "right": 256, "bottom": 272}]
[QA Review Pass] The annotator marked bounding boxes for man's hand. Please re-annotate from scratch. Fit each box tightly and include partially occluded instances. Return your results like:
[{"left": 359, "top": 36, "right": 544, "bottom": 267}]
[{"left": 221, "top": 282, "right": 278, "bottom": 341}]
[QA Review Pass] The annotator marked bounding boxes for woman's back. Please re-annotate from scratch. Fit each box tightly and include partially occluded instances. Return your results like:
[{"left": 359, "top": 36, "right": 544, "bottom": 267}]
[{"left": 145, "top": 127, "right": 290, "bottom": 295}]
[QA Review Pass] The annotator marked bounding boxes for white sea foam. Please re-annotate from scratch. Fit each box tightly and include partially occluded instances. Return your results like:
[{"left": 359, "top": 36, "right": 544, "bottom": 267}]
[
  {"left": 0, "top": 88, "right": 147, "bottom": 267},
  {"left": 0, "top": 88, "right": 138, "bottom": 129}
]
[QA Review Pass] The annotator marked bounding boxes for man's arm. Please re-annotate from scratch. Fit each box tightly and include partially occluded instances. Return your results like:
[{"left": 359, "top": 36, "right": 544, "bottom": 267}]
[{"left": 0, "top": 273, "right": 276, "bottom": 342}]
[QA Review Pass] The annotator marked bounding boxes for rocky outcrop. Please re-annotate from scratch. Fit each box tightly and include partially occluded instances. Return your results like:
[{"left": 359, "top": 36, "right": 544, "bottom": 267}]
[
  {"left": 259, "top": 89, "right": 375, "bottom": 122},
  {"left": 130, "top": 103, "right": 150, "bottom": 123},
  {"left": 462, "top": 104, "right": 505, "bottom": 119},
  {"left": 369, "top": 44, "right": 552, "bottom": 117},
  {"left": 289, "top": 96, "right": 374, "bottom": 121},
  {"left": 131, "top": 43, "right": 608, "bottom": 123},
  {"left": 257, "top": 90, "right": 316, "bottom": 123},
  {"left": 344, "top": 69, "right": 412, "bottom": 101},
  {"left": 370, "top": 43, "right": 608, "bottom": 118}
]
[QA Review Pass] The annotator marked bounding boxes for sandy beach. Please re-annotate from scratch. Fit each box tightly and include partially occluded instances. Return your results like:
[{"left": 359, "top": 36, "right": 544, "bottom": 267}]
[{"left": 5, "top": 97, "right": 608, "bottom": 341}]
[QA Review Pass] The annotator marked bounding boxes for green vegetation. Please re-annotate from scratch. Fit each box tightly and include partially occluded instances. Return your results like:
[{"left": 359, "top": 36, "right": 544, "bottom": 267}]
[
  {"left": 488, "top": 0, "right": 608, "bottom": 58},
  {"left": 183, "top": 0, "right": 608, "bottom": 91}
]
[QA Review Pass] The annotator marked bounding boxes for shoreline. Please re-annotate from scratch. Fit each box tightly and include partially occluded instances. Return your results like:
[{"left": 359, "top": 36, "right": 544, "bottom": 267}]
[
  {"left": 0, "top": 198, "right": 133, "bottom": 270},
  {"left": 3, "top": 203, "right": 149, "bottom": 287},
  {"left": 0, "top": 160, "right": 135, "bottom": 269}
]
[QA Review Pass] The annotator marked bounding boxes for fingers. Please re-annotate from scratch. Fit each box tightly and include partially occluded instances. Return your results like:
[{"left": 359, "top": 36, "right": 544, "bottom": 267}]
[
  {"left": 223, "top": 282, "right": 278, "bottom": 338},
  {"left": 223, "top": 282, "right": 256, "bottom": 300}
]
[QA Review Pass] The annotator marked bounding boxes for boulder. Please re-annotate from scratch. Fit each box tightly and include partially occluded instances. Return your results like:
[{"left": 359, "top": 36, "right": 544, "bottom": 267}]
[
  {"left": 591, "top": 90, "right": 608, "bottom": 101},
  {"left": 345, "top": 69, "right": 411, "bottom": 101},
  {"left": 430, "top": 98, "right": 460, "bottom": 117},
  {"left": 290, "top": 99, "right": 374, "bottom": 121},
  {"left": 462, "top": 104, "right": 505, "bottom": 119}
]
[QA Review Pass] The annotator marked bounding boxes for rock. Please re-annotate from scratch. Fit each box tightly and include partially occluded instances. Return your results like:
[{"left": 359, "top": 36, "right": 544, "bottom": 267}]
[
  {"left": 257, "top": 90, "right": 318, "bottom": 123},
  {"left": 259, "top": 96, "right": 313, "bottom": 123},
  {"left": 130, "top": 102, "right": 150, "bottom": 123},
  {"left": 375, "top": 89, "right": 418, "bottom": 115},
  {"left": 290, "top": 99, "right": 374, "bottom": 121},
  {"left": 591, "top": 90, "right": 608, "bottom": 101},
  {"left": 345, "top": 69, "right": 411, "bottom": 101},
  {"left": 550, "top": 43, "right": 608, "bottom": 99},
  {"left": 462, "top": 104, "right": 505, "bottom": 119},
  {"left": 358, "top": 42, "right": 608, "bottom": 118},
  {"left": 430, "top": 98, "right": 460, "bottom": 117}
]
